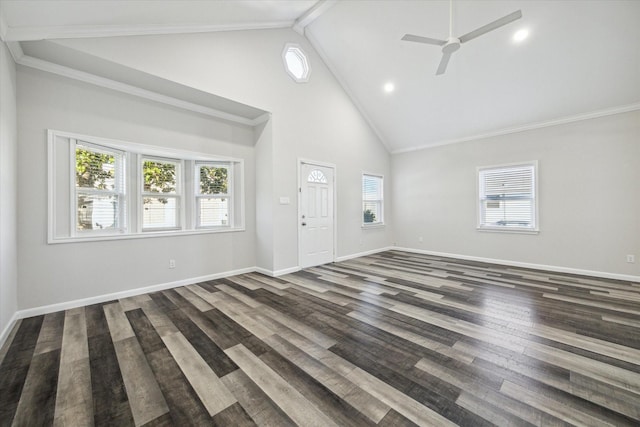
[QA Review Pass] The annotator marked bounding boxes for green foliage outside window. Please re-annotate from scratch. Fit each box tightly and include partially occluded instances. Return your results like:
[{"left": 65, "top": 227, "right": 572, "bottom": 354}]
[
  {"left": 363, "top": 209, "right": 376, "bottom": 223},
  {"left": 200, "top": 166, "right": 228, "bottom": 195},
  {"left": 75, "top": 148, "right": 115, "bottom": 189},
  {"left": 144, "top": 161, "right": 176, "bottom": 193},
  {"left": 75, "top": 148, "right": 119, "bottom": 231},
  {"left": 76, "top": 155, "right": 230, "bottom": 205}
]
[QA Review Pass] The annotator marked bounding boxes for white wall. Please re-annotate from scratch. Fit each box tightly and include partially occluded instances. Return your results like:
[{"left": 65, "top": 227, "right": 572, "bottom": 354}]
[
  {"left": 0, "top": 41, "right": 18, "bottom": 340},
  {"left": 393, "top": 110, "right": 640, "bottom": 278},
  {"left": 17, "top": 66, "right": 258, "bottom": 310},
  {"left": 254, "top": 119, "right": 275, "bottom": 271},
  {"left": 55, "top": 28, "right": 393, "bottom": 273}
]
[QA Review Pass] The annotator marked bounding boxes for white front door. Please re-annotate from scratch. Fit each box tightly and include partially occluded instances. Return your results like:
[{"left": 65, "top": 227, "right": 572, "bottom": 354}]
[{"left": 299, "top": 162, "right": 335, "bottom": 269}]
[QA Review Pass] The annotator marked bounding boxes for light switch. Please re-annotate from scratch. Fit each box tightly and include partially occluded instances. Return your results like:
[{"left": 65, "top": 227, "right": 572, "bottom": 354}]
[{"left": 279, "top": 196, "right": 290, "bottom": 205}]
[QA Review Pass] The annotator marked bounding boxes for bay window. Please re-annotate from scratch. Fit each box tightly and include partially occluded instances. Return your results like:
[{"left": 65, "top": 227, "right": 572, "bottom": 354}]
[{"left": 48, "top": 130, "right": 244, "bottom": 243}]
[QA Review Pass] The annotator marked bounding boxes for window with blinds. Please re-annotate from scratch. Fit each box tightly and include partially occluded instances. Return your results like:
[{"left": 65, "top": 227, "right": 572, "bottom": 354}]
[
  {"left": 75, "top": 142, "right": 126, "bottom": 233},
  {"left": 363, "top": 174, "right": 384, "bottom": 226},
  {"left": 478, "top": 162, "right": 538, "bottom": 232},
  {"left": 196, "top": 163, "right": 231, "bottom": 228},
  {"left": 141, "top": 157, "right": 181, "bottom": 230}
]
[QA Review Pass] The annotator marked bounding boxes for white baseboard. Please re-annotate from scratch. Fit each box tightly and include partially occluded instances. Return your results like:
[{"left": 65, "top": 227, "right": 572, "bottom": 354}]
[
  {"left": 393, "top": 246, "right": 640, "bottom": 283},
  {"left": 335, "top": 246, "right": 394, "bottom": 263},
  {"left": 256, "top": 247, "right": 394, "bottom": 276},
  {"left": 253, "top": 266, "right": 301, "bottom": 277},
  {"left": 253, "top": 267, "right": 275, "bottom": 277},
  {"left": 256, "top": 246, "right": 395, "bottom": 276},
  {"left": 11, "top": 263, "right": 301, "bottom": 325},
  {"left": 0, "top": 311, "right": 20, "bottom": 353},
  {"left": 275, "top": 266, "right": 301, "bottom": 276},
  {"left": 16, "top": 266, "right": 256, "bottom": 319},
  {"left": 274, "top": 266, "right": 302, "bottom": 276}
]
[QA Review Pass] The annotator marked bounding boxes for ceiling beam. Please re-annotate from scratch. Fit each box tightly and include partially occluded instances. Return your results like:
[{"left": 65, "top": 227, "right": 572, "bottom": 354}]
[
  {"left": 293, "top": 0, "right": 338, "bottom": 35},
  {"left": 2, "top": 21, "right": 294, "bottom": 42}
]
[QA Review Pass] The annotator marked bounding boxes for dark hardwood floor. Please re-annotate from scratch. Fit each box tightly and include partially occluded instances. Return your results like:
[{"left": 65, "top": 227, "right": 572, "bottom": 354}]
[{"left": 1, "top": 250, "right": 639, "bottom": 426}]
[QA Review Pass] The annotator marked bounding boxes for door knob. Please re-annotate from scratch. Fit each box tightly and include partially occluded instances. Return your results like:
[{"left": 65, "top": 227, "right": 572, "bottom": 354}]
[{"left": 301, "top": 222, "right": 307, "bottom": 226}]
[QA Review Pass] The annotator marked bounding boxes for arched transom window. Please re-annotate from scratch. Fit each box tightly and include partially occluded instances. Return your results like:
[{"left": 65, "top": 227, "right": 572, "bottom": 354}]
[{"left": 307, "top": 169, "right": 327, "bottom": 184}]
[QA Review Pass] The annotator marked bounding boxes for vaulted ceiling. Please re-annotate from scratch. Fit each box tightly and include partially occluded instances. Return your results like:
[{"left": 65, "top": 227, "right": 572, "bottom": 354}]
[{"left": 1, "top": 0, "right": 639, "bottom": 152}]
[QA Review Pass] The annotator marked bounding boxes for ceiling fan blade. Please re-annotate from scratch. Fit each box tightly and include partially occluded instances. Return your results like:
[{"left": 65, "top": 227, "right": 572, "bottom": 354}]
[
  {"left": 436, "top": 52, "right": 452, "bottom": 75},
  {"left": 401, "top": 34, "right": 447, "bottom": 46},
  {"left": 458, "top": 10, "right": 522, "bottom": 44}
]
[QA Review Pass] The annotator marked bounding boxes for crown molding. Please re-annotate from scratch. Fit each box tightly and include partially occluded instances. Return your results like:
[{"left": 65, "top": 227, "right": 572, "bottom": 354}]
[
  {"left": 252, "top": 112, "right": 272, "bottom": 125},
  {"left": 3, "top": 21, "right": 294, "bottom": 42},
  {"left": 392, "top": 102, "right": 640, "bottom": 155},
  {"left": 305, "top": 29, "right": 391, "bottom": 153},
  {"left": 16, "top": 52, "right": 263, "bottom": 126},
  {"left": 292, "top": 0, "right": 338, "bottom": 36}
]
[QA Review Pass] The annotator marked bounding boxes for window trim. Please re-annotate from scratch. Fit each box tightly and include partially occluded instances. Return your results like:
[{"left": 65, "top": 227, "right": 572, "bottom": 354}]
[
  {"left": 48, "top": 129, "right": 245, "bottom": 244},
  {"left": 476, "top": 161, "right": 539, "bottom": 234},
  {"left": 362, "top": 172, "right": 385, "bottom": 228}
]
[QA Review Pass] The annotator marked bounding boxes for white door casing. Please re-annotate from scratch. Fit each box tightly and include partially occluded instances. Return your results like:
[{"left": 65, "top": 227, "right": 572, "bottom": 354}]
[{"left": 298, "top": 161, "right": 335, "bottom": 269}]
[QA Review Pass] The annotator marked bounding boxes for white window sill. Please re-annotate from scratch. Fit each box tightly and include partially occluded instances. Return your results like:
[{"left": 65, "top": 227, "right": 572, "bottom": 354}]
[
  {"left": 48, "top": 226, "right": 245, "bottom": 244},
  {"left": 477, "top": 227, "right": 539, "bottom": 235},
  {"left": 362, "top": 223, "right": 385, "bottom": 229}
]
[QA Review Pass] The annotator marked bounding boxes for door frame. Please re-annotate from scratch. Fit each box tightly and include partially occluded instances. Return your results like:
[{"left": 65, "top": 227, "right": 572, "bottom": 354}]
[{"left": 297, "top": 158, "right": 337, "bottom": 268}]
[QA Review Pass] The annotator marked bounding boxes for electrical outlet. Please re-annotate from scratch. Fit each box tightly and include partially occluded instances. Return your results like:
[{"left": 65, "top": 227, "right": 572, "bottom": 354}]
[
  {"left": 627, "top": 255, "right": 635, "bottom": 264},
  {"left": 418, "top": 236, "right": 423, "bottom": 242},
  {"left": 169, "top": 259, "right": 176, "bottom": 269}
]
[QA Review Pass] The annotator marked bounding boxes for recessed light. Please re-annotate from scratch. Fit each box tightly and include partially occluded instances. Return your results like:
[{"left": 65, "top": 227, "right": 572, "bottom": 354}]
[
  {"left": 383, "top": 82, "right": 395, "bottom": 93},
  {"left": 513, "top": 29, "right": 529, "bottom": 42}
]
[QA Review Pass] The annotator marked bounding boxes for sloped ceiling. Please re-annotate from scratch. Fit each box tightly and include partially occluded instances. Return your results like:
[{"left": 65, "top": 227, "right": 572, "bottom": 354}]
[
  {"left": 306, "top": 0, "right": 640, "bottom": 152},
  {"left": 1, "top": 0, "right": 639, "bottom": 153}
]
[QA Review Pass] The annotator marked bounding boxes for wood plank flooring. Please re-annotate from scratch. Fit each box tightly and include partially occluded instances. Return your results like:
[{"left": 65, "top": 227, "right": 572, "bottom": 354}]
[{"left": 1, "top": 250, "right": 639, "bottom": 426}]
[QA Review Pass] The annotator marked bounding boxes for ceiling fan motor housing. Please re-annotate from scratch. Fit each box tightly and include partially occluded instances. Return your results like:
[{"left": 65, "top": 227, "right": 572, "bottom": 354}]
[{"left": 442, "top": 38, "right": 461, "bottom": 54}]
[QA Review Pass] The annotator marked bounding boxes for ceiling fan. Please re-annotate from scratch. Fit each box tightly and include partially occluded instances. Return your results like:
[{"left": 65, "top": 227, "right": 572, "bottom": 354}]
[{"left": 401, "top": 0, "right": 522, "bottom": 75}]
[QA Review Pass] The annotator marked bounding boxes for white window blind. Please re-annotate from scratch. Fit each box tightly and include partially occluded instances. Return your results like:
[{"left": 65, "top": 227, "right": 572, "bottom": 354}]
[
  {"left": 478, "top": 163, "right": 537, "bottom": 231},
  {"left": 363, "top": 174, "right": 384, "bottom": 225}
]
